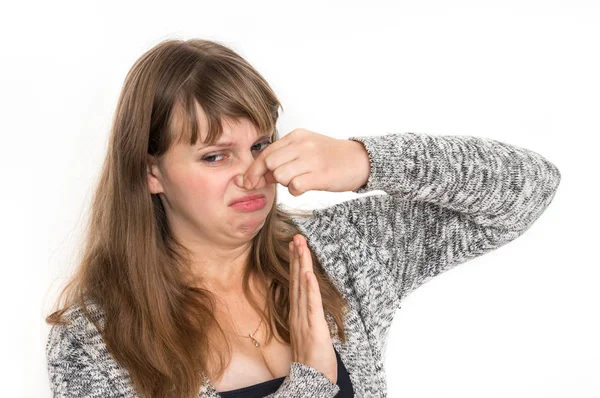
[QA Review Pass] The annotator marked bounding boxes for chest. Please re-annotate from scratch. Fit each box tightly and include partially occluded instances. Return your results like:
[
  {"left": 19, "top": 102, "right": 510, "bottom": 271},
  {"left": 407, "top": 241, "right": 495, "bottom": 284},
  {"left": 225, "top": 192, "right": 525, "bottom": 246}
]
[
  {"left": 206, "top": 285, "right": 295, "bottom": 393},
  {"left": 210, "top": 326, "right": 293, "bottom": 392}
]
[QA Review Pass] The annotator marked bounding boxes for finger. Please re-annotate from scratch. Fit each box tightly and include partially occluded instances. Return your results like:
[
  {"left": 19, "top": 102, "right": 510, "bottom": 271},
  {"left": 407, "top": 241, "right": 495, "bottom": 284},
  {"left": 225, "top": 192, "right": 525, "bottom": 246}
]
[
  {"left": 246, "top": 141, "right": 296, "bottom": 189},
  {"left": 296, "top": 236, "right": 310, "bottom": 327},
  {"left": 288, "top": 172, "right": 316, "bottom": 197},
  {"left": 289, "top": 240, "right": 298, "bottom": 324},
  {"left": 296, "top": 236, "right": 325, "bottom": 327},
  {"left": 306, "top": 269, "right": 326, "bottom": 328},
  {"left": 243, "top": 138, "right": 293, "bottom": 189},
  {"left": 264, "top": 158, "right": 311, "bottom": 188},
  {"left": 288, "top": 240, "right": 297, "bottom": 356}
]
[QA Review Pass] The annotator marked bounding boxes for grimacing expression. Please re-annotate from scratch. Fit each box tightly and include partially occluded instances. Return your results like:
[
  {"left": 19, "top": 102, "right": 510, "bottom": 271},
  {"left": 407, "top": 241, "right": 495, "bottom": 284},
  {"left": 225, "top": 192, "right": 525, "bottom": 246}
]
[{"left": 147, "top": 115, "right": 276, "bottom": 247}]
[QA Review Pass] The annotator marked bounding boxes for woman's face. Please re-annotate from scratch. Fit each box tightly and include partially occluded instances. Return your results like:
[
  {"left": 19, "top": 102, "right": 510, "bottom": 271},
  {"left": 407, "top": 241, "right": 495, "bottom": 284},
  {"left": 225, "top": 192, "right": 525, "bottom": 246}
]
[{"left": 147, "top": 109, "right": 276, "bottom": 251}]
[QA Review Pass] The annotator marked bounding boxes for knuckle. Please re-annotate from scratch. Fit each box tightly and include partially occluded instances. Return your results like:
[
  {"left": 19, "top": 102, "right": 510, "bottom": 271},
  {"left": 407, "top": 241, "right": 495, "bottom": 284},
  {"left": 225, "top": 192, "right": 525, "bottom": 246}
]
[
  {"left": 264, "top": 156, "right": 274, "bottom": 170},
  {"left": 291, "top": 179, "right": 301, "bottom": 192},
  {"left": 272, "top": 168, "right": 284, "bottom": 183},
  {"left": 291, "top": 128, "right": 307, "bottom": 138}
]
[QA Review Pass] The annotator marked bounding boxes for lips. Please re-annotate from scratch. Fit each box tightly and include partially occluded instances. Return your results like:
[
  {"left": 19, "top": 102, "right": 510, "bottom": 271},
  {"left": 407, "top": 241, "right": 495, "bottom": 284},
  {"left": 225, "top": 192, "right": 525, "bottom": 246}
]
[{"left": 229, "top": 194, "right": 265, "bottom": 206}]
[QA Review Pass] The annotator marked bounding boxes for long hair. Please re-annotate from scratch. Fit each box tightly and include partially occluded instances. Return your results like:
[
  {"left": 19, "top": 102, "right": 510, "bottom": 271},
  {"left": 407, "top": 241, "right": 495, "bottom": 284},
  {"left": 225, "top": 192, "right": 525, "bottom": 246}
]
[{"left": 45, "top": 38, "right": 349, "bottom": 398}]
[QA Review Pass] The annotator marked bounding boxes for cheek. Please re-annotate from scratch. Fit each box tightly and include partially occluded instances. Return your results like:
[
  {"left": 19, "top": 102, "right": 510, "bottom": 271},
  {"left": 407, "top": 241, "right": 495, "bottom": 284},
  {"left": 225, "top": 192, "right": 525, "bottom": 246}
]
[
  {"left": 164, "top": 162, "right": 230, "bottom": 213},
  {"left": 183, "top": 175, "right": 226, "bottom": 200}
]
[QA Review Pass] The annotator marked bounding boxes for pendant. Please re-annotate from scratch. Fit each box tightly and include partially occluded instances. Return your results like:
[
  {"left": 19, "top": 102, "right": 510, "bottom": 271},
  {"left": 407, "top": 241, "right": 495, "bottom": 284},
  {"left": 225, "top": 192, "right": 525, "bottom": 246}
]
[{"left": 249, "top": 332, "right": 260, "bottom": 347}]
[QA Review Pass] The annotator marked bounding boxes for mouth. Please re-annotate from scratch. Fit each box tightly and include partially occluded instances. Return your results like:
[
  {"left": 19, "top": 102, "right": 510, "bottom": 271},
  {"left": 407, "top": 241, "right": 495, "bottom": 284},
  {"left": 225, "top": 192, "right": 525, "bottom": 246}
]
[{"left": 229, "top": 194, "right": 266, "bottom": 206}]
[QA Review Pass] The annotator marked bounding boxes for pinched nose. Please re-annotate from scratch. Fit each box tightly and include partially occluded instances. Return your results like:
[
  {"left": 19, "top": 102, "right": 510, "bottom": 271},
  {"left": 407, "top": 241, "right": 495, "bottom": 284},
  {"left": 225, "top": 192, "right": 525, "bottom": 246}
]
[{"left": 236, "top": 174, "right": 245, "bottom": 187}]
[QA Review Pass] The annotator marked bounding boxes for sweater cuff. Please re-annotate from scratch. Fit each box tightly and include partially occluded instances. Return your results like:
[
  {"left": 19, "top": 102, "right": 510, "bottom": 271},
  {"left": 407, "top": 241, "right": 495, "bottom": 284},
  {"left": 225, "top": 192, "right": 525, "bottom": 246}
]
[{"left": 348, "top": 136, "right": 377, "bottom": 194}]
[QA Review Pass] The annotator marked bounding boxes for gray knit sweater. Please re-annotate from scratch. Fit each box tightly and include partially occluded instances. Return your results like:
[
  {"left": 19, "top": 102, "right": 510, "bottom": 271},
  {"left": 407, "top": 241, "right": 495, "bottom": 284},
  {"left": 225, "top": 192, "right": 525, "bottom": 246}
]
[{"left": 46, "top": 132, "right": 561, "bottom": 397}]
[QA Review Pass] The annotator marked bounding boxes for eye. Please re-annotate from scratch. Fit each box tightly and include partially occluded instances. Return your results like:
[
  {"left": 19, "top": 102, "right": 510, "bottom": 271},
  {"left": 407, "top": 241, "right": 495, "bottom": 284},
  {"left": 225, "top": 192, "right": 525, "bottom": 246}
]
[
  {"left": 252, "top": 140, "right": 272, "bottom": 152},
  {"left": 201, "top": 153, "right": 226, "bottom": 164},
  {"left": 201, "top": 140, "right": 272, "bottom": 164}
]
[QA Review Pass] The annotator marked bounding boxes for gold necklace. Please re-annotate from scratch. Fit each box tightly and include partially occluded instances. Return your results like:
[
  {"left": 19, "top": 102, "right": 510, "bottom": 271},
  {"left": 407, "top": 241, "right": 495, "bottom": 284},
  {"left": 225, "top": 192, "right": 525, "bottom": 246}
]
[
  {"left": 234, "top": 317, "right": 263, "bottom": 347},
  {"left": 225, "top": 302, "right": 268, "bottom": 348}
]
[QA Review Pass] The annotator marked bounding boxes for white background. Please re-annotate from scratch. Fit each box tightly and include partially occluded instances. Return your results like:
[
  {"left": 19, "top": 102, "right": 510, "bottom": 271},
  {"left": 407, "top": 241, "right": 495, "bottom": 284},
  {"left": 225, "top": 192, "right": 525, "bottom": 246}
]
[{"left": 2, "top": 0, "right": 598, "bottom": 397}]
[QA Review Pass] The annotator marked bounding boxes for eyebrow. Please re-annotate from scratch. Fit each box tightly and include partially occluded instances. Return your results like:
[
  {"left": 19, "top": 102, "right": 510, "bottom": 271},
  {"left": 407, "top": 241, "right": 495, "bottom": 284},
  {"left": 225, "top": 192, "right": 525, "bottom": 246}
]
[{"left": 197, "top": 133, "right": 272, "bottom": 150}]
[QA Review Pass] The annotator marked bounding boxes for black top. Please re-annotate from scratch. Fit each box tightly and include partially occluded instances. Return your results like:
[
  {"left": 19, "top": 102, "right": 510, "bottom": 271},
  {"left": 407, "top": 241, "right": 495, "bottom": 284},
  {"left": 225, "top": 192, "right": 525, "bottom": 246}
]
[{"left": 218, "top": 344, "right": 354, "bottom": 397}]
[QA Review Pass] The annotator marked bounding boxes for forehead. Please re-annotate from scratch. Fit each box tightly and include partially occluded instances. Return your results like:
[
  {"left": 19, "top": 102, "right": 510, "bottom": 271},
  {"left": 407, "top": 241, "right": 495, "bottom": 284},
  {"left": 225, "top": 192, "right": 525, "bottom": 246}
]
[
  {"left": 170, "top": 101, "right": 263, "bottom": 148},
  {"left": 204, "top": 118, "right": 262, "bottom": 146}
]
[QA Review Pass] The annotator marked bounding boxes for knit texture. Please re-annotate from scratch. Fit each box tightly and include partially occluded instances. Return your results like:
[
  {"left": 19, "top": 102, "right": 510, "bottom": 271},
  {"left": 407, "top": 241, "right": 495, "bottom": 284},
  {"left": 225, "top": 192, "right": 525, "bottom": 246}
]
[{"left": 46, "top": 132, "right": 561, "bottom": 397}]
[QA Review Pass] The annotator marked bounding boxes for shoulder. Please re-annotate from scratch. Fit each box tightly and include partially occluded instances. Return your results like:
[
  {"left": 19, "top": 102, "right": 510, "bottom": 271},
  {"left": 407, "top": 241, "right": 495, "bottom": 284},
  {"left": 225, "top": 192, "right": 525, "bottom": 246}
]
[
  {"left": 46, "top": 297, "right": 108, "bottom": 364},
  {"left": 45, "top": 299, "right": 132, "bottom": 397}
]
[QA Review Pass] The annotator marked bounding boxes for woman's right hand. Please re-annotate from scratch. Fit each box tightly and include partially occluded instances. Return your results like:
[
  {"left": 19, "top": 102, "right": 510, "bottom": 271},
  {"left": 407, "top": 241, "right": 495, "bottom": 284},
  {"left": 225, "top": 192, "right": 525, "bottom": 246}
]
[{"left": 288, "top": 234, "right": 337, "bottom": 385}]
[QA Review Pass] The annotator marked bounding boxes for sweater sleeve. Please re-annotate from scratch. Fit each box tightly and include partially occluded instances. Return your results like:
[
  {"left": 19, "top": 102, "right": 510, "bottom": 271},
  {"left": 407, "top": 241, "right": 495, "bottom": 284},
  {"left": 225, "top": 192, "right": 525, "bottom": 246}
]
[
  {"left": 263, "top": 362, "right": 340, "bottom": 397},
  {"left": 46, "top": 324, "right": 124, "bottom": 398},
  {"left": 339, "top": 132, "right": 561, "bottom": 303}
]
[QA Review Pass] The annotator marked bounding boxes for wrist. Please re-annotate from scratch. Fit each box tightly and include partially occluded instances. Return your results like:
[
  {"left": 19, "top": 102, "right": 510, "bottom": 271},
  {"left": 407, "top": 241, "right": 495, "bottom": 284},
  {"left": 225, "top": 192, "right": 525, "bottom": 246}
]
[{"left": 348, "top": 139, "right": 371, "bottom": 191}]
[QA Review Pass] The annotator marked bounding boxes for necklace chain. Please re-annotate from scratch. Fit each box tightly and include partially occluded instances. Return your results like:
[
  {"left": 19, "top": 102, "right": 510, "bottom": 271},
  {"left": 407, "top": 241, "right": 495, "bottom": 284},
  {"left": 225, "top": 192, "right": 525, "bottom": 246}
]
[{"left": 225, "top": 302, "right": 268, "bottom": 348}]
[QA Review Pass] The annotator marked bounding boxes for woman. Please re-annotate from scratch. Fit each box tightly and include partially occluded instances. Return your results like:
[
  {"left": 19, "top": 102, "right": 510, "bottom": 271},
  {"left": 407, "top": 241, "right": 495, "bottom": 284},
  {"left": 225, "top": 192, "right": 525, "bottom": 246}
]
[{"left": 45, "top": 38, "right": 561, "bottom": 398}]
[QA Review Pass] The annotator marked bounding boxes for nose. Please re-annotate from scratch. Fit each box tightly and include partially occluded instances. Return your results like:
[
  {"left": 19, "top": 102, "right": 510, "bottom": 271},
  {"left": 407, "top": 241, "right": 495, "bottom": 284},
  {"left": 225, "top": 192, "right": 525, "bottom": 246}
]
[{"left": 236, "top": 151, "right": 261, "bottom": 188}]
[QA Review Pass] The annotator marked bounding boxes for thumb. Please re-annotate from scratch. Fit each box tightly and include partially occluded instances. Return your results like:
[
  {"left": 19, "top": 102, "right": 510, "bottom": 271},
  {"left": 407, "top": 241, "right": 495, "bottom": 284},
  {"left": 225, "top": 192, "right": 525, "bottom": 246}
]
[{"left": 252, "top": 171, "right": 277, "bottom": 188}]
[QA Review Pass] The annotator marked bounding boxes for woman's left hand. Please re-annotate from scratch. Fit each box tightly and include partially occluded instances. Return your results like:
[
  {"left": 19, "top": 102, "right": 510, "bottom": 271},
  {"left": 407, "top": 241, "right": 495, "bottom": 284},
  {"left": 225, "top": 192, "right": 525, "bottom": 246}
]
[{"left": 242, "top": 128, "right": 371, "bottom": 196}]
